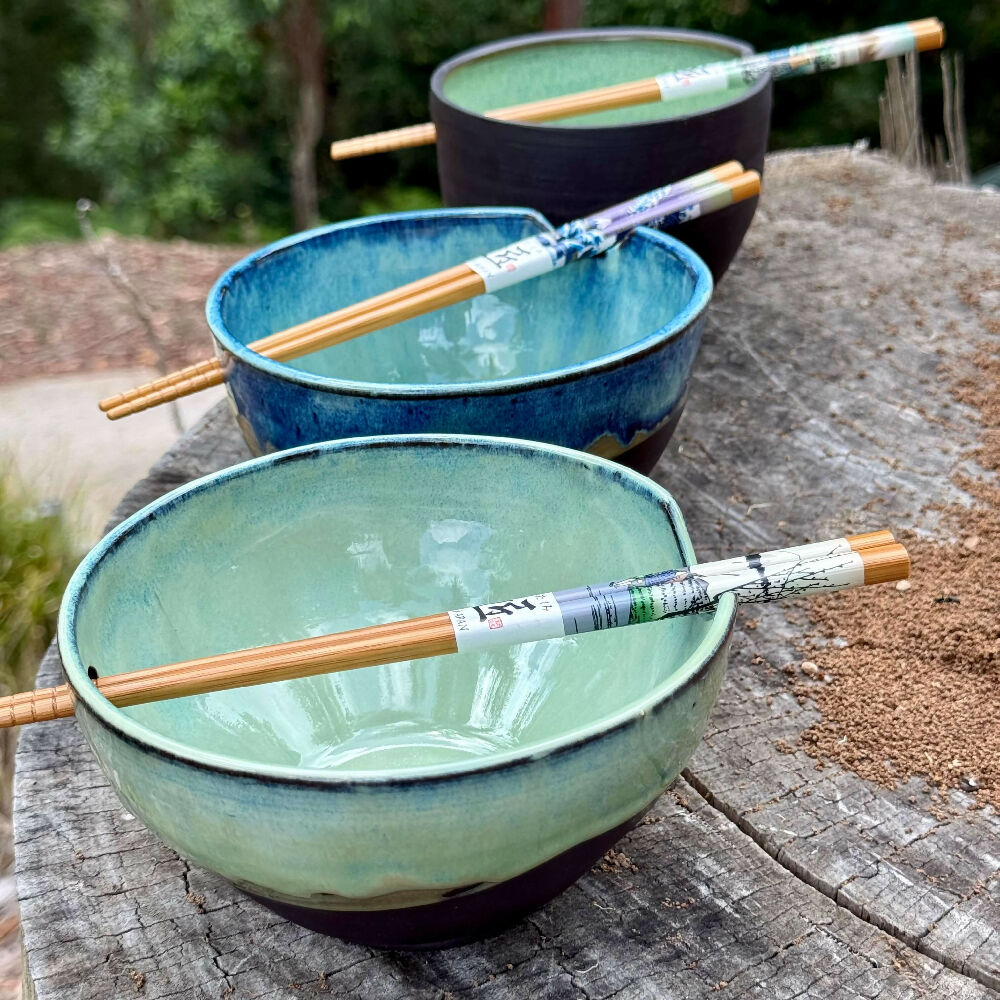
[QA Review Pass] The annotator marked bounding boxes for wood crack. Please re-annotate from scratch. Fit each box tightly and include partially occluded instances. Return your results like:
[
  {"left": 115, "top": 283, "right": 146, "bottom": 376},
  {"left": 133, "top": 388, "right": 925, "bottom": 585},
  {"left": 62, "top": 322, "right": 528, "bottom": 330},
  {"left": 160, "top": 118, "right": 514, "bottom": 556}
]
[
  {"left": 16, "top": 149, "right": 1000, "bottom": 1000},
  {"left": 680, "top": 767, "right": 999, "bottom": 993}
]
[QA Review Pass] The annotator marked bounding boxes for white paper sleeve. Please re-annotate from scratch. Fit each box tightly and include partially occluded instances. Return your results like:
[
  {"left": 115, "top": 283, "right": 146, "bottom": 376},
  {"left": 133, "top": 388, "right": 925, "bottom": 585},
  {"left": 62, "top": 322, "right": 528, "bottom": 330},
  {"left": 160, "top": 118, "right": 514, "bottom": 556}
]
[
  {"left": 448, "top": 593, "right": 565, "bottom": 652},
  {"left": 465, "top": 236, "right": 562, "bottom": 293}
]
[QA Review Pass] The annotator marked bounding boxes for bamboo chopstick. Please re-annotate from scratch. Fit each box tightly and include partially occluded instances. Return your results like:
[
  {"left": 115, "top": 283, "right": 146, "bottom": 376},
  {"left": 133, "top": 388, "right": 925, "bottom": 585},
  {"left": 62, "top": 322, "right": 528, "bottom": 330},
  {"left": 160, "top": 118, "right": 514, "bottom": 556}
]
[
  {"left": 99, "top": 162, "right": 756, "bottom": 419},
  {"left": 97, "top": 264, "right": 479, "bottom": 416},
  {"left": 1, "top": 533, "right": 906, "bottom": 729},
  {"left": 330, "top": 18, "right": 944, "bottom": 160},
  {"left": 101, "top": 269, "right": 484, "bottom": 418}
]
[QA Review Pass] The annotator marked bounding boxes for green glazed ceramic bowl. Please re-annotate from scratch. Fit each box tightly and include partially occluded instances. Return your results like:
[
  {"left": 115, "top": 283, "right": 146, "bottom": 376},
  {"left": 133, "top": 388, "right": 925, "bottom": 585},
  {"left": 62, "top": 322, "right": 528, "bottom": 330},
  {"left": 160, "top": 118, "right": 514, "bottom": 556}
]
[{"left": 58, "top": 435, "right": 735, "bottom": 948}]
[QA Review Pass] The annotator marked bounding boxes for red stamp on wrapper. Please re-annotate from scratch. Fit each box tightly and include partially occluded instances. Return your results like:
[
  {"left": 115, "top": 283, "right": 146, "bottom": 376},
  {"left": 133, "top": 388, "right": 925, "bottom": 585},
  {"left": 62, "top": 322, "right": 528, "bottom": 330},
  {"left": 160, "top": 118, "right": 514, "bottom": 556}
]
[{"left": 488, "top": 617, "right": 504, "bottom": 630}]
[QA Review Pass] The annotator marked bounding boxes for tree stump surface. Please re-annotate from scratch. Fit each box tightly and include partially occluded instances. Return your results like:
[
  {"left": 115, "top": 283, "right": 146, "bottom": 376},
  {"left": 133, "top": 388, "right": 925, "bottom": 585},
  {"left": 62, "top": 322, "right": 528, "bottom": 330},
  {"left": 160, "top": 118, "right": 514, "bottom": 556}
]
[{"left": 15, "top": 148, "right": 1000, "bottom": 999}]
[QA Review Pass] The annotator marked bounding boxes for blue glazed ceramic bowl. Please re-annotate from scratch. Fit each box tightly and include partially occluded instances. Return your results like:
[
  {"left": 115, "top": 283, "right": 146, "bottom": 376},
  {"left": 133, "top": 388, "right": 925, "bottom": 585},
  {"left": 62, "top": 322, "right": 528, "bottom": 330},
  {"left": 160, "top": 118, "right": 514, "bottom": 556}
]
[
  {"left": 207, "top": 208, "right": 713, "bottom": 473},
  {"left": 58, "top": 435, "right": 735, "bottom": 948}
]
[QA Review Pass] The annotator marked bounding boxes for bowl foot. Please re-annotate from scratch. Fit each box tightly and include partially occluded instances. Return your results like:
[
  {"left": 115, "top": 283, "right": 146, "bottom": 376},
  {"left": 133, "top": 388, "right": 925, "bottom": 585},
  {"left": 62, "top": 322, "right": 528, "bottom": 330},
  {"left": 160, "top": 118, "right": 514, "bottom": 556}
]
[
  {"left": 614, "top": 397, "right": 687, "bottom": 475},
  {"left": 244, "top": 807, "right": 647, "bottom": 949}
]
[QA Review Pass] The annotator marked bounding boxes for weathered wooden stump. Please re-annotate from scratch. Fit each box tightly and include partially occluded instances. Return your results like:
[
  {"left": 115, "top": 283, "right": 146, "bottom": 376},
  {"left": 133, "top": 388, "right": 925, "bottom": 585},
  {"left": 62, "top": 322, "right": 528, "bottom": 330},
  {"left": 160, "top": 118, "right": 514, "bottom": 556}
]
[{"left": 16, "top": 149, "right": 1000, "bottom": 999}]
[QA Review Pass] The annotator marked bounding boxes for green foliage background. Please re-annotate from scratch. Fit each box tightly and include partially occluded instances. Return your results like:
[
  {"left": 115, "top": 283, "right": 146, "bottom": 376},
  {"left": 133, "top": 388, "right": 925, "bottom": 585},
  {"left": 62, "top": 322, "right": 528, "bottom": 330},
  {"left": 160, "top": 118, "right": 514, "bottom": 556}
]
[
  {"left": 0, "top": 467, "right": 77, "bottom": 699},
  {"left": 0, "top": 465, "right": 78, "bottom": 812},
  {"left": 0, "top": 0, "right": 996, "bottom": 243}
]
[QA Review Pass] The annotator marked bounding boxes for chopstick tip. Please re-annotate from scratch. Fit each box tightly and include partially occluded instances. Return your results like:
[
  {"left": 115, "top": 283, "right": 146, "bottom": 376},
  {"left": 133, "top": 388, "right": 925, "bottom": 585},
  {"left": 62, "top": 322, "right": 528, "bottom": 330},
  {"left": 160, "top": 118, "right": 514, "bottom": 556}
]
[
  {"left": 911, "top": 17, "right": 945, "bottom": 51},
  {"left": 847, "top": 529, "right": 895, "bottom": 551},
  {"left": 711, "top": 160, "right": 745, "bottom": 182},
  {"left": 730, "top": 170, "right": 762, "bottom": 203},
  {"left": 862, "top": 543, "right": 910, "bottom": 586}
]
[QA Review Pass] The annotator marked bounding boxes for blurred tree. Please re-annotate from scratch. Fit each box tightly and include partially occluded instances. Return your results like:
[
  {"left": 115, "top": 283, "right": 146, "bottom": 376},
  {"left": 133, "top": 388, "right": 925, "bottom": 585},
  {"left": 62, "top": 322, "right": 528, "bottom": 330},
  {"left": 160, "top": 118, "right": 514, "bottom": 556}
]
[
  {"left": 544, "top": 0, "right": 585, "bottom": 30},
  {"left": 320, "top": 0, "right": 542, "bottom": 220},
  {"left": 0, "top": 0, "right": 96, "bottom": 201},
  {"left": 44, "top": 0, "right": 543, "bottom": 238},
  {"left": 50, "top": 0, "right": 291, "bottom": 239},
  {"left": 0, "top": 0, "right": 991, "bottom": 242},
  {"left": 279, "top": 0, "right": 325, "bottom": 229}
]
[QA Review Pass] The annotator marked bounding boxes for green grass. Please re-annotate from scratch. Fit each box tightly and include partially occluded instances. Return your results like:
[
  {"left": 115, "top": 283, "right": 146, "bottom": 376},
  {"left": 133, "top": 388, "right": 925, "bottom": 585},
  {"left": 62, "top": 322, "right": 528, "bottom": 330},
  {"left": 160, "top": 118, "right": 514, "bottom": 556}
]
[
  {"left": 358, "top": 183, "right": 442, "bottom": 218},
  {"left": 0, "top": 196, "right": 152, "bottom": 249},
  {"left": 0, "top": 463, "right": 79, "bottom": 817},
  {"left": 0, "top": 463, "right": 79, "bottom": 697},
  {"left": 0, "top": 197, "right": 81, "bottom": 249},
  {"left": 0, "top": 196, "right": 293, "bottom": 249},
  {"left": 0, "top": 188, "right": 443, "bottom": 249}
]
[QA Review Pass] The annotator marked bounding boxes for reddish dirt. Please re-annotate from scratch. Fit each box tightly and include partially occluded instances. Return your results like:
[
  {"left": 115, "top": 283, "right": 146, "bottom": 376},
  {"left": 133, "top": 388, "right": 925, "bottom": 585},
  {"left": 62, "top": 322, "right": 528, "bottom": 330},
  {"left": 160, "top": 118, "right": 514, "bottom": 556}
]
[
  {"left": 793, "top": 313, "right": 1000, "bottom": 808},
  {"left": 0, "top": 236, "right": 249, "bottom": 383}
]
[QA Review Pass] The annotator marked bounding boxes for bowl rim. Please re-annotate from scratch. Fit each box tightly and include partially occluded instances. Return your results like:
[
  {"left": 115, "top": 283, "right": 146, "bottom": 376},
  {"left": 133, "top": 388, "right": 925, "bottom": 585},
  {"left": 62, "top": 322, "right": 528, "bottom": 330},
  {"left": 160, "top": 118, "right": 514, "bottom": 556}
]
[
  {"left": 58, "top": 434, "right": 735, "bottom": 786},
  {"left": 205, "top": 207, "right": 713, "bottom": 399},
  {"left": 429, "top": 26, "right": 769, "bottom": 133}
]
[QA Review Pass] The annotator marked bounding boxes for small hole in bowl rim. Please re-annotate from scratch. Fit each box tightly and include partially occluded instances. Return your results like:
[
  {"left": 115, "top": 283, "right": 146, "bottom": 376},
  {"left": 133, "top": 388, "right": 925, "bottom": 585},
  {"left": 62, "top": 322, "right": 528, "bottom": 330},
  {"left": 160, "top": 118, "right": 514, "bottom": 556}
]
[
  {"left": 205, "top": 207, "right": 714, "bottom": 400},
  {"left": 57, "top": 433, "right": 736, "bottom": 786}
]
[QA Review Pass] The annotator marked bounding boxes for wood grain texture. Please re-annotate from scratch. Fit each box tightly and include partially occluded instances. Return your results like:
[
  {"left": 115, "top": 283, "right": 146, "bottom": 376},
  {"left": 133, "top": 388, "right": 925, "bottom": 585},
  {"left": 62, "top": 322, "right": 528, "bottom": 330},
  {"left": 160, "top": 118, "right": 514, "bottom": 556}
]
[
  {"left": 16, "top": 149, "right": 1000, "bottom": 997},
  {"left": 659, "top": 148, "right": 1000, "bottom": 992}
]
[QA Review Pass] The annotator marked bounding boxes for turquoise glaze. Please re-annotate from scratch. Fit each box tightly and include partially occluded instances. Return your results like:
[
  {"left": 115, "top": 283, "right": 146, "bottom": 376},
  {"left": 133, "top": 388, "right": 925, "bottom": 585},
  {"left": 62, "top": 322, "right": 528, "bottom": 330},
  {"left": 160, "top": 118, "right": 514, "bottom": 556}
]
[
  {"left": 207, "top": 210, "right": 713, "bottom": 470},
  {"left": 58, "top": 436, "right": 734, "bottom": 934}
]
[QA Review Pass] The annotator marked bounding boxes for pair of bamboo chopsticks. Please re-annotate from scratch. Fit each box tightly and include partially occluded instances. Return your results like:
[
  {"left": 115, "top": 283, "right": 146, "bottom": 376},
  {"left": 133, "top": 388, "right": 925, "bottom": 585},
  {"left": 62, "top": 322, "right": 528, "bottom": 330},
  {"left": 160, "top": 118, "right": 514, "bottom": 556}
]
[
  {"left": 1, "top": 530, "right": 906, "bottom": 729},
  {"left": 330, "top": 18, "right": 945, "bottom": 160},
  {"left": 99, "top": 162, "right": 759, "bottom": 419}
]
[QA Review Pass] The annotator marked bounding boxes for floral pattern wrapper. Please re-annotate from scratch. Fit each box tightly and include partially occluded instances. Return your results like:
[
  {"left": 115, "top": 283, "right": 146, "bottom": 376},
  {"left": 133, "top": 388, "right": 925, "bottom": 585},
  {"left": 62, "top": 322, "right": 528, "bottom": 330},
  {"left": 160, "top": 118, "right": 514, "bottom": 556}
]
[
  {"left": 654, "top": 22, "right": 929, "bottom": 100},
  {"left": 463, "top": 170, "right": 748, "bottom": 293}
]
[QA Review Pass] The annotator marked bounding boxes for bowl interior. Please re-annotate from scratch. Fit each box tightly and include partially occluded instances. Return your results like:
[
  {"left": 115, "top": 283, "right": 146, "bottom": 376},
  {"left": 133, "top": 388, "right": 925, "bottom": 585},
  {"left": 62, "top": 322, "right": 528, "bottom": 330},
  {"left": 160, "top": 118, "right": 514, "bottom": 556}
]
[
  {"left": 441, "top": 35, "right": 752, "bottom": 127},
  {"left": 67, "top": 440, "right": 726, "bottom": 777},
  {"left": 214, "top": 212, "right": 703, "bottom": 388}
]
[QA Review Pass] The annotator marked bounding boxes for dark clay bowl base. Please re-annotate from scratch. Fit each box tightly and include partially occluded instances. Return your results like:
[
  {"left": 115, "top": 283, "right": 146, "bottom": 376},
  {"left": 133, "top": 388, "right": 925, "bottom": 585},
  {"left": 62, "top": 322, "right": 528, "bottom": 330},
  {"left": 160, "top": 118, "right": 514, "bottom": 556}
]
[
  {"left": 613, "top": 395, "right": 687, "bottom": 475},
  {"left": 246, "top": 808, "right": 646, "bottom": 950},
  {"left": 430, "top": 28, "right": 772, "bottom": 283}
]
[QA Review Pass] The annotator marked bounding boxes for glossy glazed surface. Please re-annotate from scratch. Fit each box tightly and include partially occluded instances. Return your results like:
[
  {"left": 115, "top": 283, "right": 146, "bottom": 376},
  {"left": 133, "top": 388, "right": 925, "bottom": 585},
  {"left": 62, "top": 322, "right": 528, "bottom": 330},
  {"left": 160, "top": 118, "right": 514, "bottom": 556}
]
[
  {"left": 442, "top": 37, "right": 753, "bottom": 126},
  {"left": 59, "top": 437, "right": 734, "bottom": 925},
  {"left": 217, "top": 213, "right": 699, "bottom": 387},
  {"left": 430, "top": 29, "right": 771, "bottom": 279},
  {"left": 69, "top": 438, "right": 718, "bottom": 773},
  {"left": 208, "top": 210, "right": 712, "bottom": 466}
]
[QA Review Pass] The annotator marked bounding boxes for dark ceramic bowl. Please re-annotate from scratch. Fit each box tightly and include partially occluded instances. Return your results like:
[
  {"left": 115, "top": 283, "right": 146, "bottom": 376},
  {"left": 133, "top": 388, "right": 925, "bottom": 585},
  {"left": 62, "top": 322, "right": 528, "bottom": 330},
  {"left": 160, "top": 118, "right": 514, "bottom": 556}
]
[
  {"left": 207, "top": 207, "right": 712, "bottom": 472},
  {"left": 430, "top": 28, "right": 772, "bottom": 281},
  {"left": 59, "top": 434, "right": 735, "bottom": 948}
]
